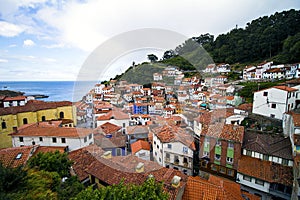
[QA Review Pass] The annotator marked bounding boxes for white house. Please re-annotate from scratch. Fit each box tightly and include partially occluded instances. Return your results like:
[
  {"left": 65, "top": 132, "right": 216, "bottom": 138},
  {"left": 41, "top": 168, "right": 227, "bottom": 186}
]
[
  {"left": 216, "top": 63, "right": 231, "bottom": 73},
  {"left": 10, "top": 122, "right": 94, "bottom": 151},
  {"left": 252, "top": 86, "right": 299, "bottom": 120},
  {"left": 153, "top": 73, "right": 163, "bottom": 81},
  {"left": 152, "top": 125, "right": 195, "bottom": 175},
  {"left": 130, "top": 140, "right": 151, "bottom": 160},
  {"left": 3, "top": 96, "right": 27, "bottom": 107},
  {"left": 94, "top": 84, "right": 105, "bottom": 94},
  {"left": 243, "top": 66, "right": 257, "bottom": 80}
]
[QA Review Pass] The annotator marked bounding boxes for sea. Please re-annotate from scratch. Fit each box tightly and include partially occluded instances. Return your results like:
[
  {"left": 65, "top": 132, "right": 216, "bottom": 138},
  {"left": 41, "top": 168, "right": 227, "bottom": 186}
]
[{"left": 0, "top": 81, "right": 96, "bottom": 102}]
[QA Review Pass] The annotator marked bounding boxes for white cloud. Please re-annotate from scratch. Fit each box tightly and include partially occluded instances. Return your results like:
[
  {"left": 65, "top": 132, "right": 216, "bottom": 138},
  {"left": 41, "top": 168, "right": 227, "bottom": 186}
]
[
  {"left": 0, "top": 21, "right": 24, "bottom": 37},
  {"left": 0, "top": 59, "right": 8, "bottom": 63},
  {"left": 23, "top": 39, "right": 35, "bottom": 47}
]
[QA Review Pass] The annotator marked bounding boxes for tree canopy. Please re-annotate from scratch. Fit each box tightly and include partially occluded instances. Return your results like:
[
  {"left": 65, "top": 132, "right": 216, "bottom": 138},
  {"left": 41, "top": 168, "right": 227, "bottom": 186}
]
[{"left": 73, "top": 177, "right": 169, "bottom": 200}]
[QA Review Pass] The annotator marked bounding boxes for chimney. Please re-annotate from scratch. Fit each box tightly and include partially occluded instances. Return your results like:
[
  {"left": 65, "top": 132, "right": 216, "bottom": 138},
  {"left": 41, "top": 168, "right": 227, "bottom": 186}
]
[
  {"left": 102, "top": 151, "right": 112, "bottom": 159},
  {"left": 171, "top": 175, "right": 181, "bottom": 188},
  {"left": 13, "top": 127, "right": 18, "bottom": 133},
  {"left": 135, "top": 162, "right": 144, "bottom": 173}
]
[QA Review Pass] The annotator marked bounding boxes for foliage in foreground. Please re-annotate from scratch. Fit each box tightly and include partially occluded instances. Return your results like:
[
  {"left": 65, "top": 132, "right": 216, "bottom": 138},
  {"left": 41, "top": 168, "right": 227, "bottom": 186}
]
[{"left": 73, "top": 178, "right": 169, "bottom": 200}]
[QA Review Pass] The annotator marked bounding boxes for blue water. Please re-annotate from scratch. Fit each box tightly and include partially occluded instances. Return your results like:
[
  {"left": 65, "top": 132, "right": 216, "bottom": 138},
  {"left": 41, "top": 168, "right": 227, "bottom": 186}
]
[{"left": 0, "top": 81, "right": 95, "bottom": 102}]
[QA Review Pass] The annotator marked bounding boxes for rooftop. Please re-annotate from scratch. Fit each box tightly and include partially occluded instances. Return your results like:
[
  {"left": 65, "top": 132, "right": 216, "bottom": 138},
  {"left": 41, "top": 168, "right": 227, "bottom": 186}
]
[
  {"left": 131, "top": 140, "right": 151, "bottom": 154},
  {"left": 238, "top": 156, "right": 293, "bottom": 186},
  {"left": 0, "top": 100, "right": 72, "bottom": 115},
  {"left": 242, "top": 130, "right": 293, "bottom": 160}
]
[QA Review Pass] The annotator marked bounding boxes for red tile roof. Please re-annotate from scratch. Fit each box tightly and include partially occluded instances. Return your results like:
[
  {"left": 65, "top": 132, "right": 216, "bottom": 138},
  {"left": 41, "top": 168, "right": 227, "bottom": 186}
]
[
  {"left": 131, "top": 140, "right": 151, "bottom": 154},
  {"left": 238, "top": 156, "right": 293, "bottom": 186},
  {"left": 98, "top": 122, "right": 122, "bottom": 135},
  {"left": 152, "top": 125, "right": 196, "bottom": 150},
  {"left": 68, "top": 145, "right": 105, "bottom": 181},
  {"left": 0, "top": 146, "right": 34, "bottom": 168},
  {"left": 3, "top": 96, "right": 26, "bottom": 101},
  {"left": 273, "top": 85, "right": 298, "bottom": 92},
  {"left": 0, "top": 100, "right": 72, "bottom": 115},
  {"left": 97, "top": 108, "right": 129, "bottom": 121},
  {"left": 201, "top": 123, "right": 244, "bottom": 143},
  {"left": 183, "top": 175, "right": 249, "bottom": 200},
  {"left": 33, "top": 146, "right": 67, "bottom": 156}
]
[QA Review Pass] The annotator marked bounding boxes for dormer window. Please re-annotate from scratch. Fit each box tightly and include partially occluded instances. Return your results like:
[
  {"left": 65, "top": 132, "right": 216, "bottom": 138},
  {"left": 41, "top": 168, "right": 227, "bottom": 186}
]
[{"left": 16, "top": 153, "right": 22, "bottom": 160}]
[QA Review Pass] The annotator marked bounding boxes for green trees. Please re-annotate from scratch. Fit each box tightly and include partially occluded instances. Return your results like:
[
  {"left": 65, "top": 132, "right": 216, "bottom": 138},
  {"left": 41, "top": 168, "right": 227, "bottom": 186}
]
[
  {"left": 73, "top": 177, "right": 169, "bottom": 200},
  {"left": 27, "top": 151, "right": 73, "bottom": 177},
  {"left": 165, "top": 9, "right": 300, "bottom": 65},
  {"left": 147, "top": 54, "right": 158, "bottom": 63},
  {"left": 0, "top": 151, "right": 83, "bottom": 200}
]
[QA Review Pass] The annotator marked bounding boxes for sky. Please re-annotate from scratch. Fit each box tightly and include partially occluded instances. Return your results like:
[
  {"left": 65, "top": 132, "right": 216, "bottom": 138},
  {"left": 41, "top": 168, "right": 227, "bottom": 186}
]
[{"left": 0, "top": 0, "right": 299, "bottom": 81}]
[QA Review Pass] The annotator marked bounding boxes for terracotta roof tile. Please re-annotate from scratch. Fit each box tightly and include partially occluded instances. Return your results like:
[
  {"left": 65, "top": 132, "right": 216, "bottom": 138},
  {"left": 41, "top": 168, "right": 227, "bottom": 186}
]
[
  {"left": 273, "top": 85, "right": 298, "bottom": 92},
  {"left": 0, "top": 100, "right": 72, "bottom": 115},
  {"left": 201, "top": 123, "right": 244, "bottom": 143},
  {"left": 182, "top": 176, "right": 246, "bottom": 200},
  {"left": 131, "top": 140, "right": 151, "bottom": 154},
  {"left": 0, "top": 146, "right": 34, "bottom": 168},
  {"left": 33, "top": 146, "right": 67, "bottom": 156},
  {"left": 238, "top": 156, "right": 293, "bottom": 186},
  {"left": 4, "top": 96, "right": 27, "bottom": 101},
  {"left": 68, "top": 145, "right": 105, "bottom": 181},
  {"left": 152, "top": 125, "right": 195, "bottom": 150}
]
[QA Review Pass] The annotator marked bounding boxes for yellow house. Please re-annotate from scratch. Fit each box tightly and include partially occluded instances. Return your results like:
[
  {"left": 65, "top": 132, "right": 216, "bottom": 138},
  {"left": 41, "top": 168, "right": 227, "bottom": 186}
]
[{"left": 0, "top": 100, "right": 76, "bottom": 148}]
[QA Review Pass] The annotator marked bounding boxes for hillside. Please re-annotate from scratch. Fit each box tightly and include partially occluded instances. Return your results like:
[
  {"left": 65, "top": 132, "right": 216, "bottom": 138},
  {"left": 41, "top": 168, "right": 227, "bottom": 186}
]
[
  {"left": 113, "top": 9, "right": 300, "bottom": 83},
  {"left": 174, "top": 9, "right": 300, "bottom": 65}
]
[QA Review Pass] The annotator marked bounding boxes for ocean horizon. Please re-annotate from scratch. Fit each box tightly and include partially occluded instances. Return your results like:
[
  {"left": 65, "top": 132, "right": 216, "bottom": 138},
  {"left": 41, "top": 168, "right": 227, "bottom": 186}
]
[{"left": 0, "top": 81, "right": 96, "bottom": 102}]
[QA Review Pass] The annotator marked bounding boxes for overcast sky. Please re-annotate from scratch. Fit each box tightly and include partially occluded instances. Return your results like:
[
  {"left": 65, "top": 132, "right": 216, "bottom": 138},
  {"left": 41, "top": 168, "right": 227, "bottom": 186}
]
[{"left": 0, "top": 0, "right": 299, "bottom": 81}]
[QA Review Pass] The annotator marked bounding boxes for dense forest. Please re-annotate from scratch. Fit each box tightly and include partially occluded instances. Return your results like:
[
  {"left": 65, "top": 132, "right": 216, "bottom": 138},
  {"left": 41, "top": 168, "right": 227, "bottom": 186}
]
[{"left": 171, "top": 9, "right": 300, "bottom": 66}]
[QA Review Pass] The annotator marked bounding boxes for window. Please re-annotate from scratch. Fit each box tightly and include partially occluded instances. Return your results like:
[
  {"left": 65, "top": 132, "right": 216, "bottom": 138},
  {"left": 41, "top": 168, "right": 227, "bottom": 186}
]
[
  {"left": 166, "top": 153, "right": 170, "bottom": 160},
  {"left": 203, "top": 151, "right": 209, "bottom": 157},
  {"left": 159, "top": 157, "right": 161, "bottom": 162},
  {"left": 271, "top": 104, "right": 276, "bottom": 109},
  {"left": 23, "top": 118, "right": 28, "bottom": 125},
  {"left": 292, "top": 103, "right": 294, "bottom": 109},
  {"left": 228, "top": 142, "right": 234, "bottom": 148},
  {"left": 116, "top": 148, "right": 122, "bottom": 156},
  {"left": 243, "top": 175, "right": 252, "bottom": 182},
  {"left": 16, "top": 153, "right": 22, "bottom": 160},
  {"left": 219, "top": 167, "right": 226, "bottom": 174},
  {"left": 39, "top": 137, "right": 43, "bottom": 142},
  {"left": 155, "top": 151, "right": 157, "bottom": 156},
  {"left": 59, "top": 112, "right": 64, "bottom": 119},
  {"left": 270, "top": 114, "right": 275, "bottom": 118},
  {"left": 226, "top": 157, "right": 233, "bottom": 163},
  {"left": 215, "top": 154, "right": 221, "bottom": 160},
  {"left": 255, "top": 179, "right": 264, "bottom": 186},
  {"left": 246, "top": 150, "right": 252, "bottom": 156},
  {"left": 19, "top": 137, "right": 23, "bottom": 142},
  {"left": 282, "top": 159, "right": 289, "bottom": 166},
  {"left": 41, "top": 116, "right": 46, "bottom": 121},
  {"left": 84, "top": 137, "right": 87, "bottom": 143},
  {"left": 89, "top": 134, "right": 92, "bottom": 139},
  {"left": 227, "top": 169, "right": 234, "bottom": 176},
  {"left": 1, "top": 121, "right": 7, "bottom": 129},
  {"left": 61, "top": 138, "right": 66, "bottom": 143},
  {"left": 263, "top": 92, "right": 268, "bottom": 96},
  {"left": 263, "top": 154, "right": 269, "bottom": 161},
  {"left": 154, "top": 141, "right": 156, "bottom": 145},
  {"left": 139, "top": 152, "right": 145, "bottom": 157},
  {"left": 211, "top": 164, "right": 217, "bottom": 171},
  {"left": 167, "top": 144, "right": 172, "bottom": 149},
  {"left": 216, "top": 140, "right": 221, "bottom": 146},
  {"left": 183, "top": 147, "right": 188, "bottom": 154},
  {"left": 174, "top": 156, "right": 179, "bottom": 164},
  {"left": 52, "top": 137, "right": 57, "bottom": 143}
]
